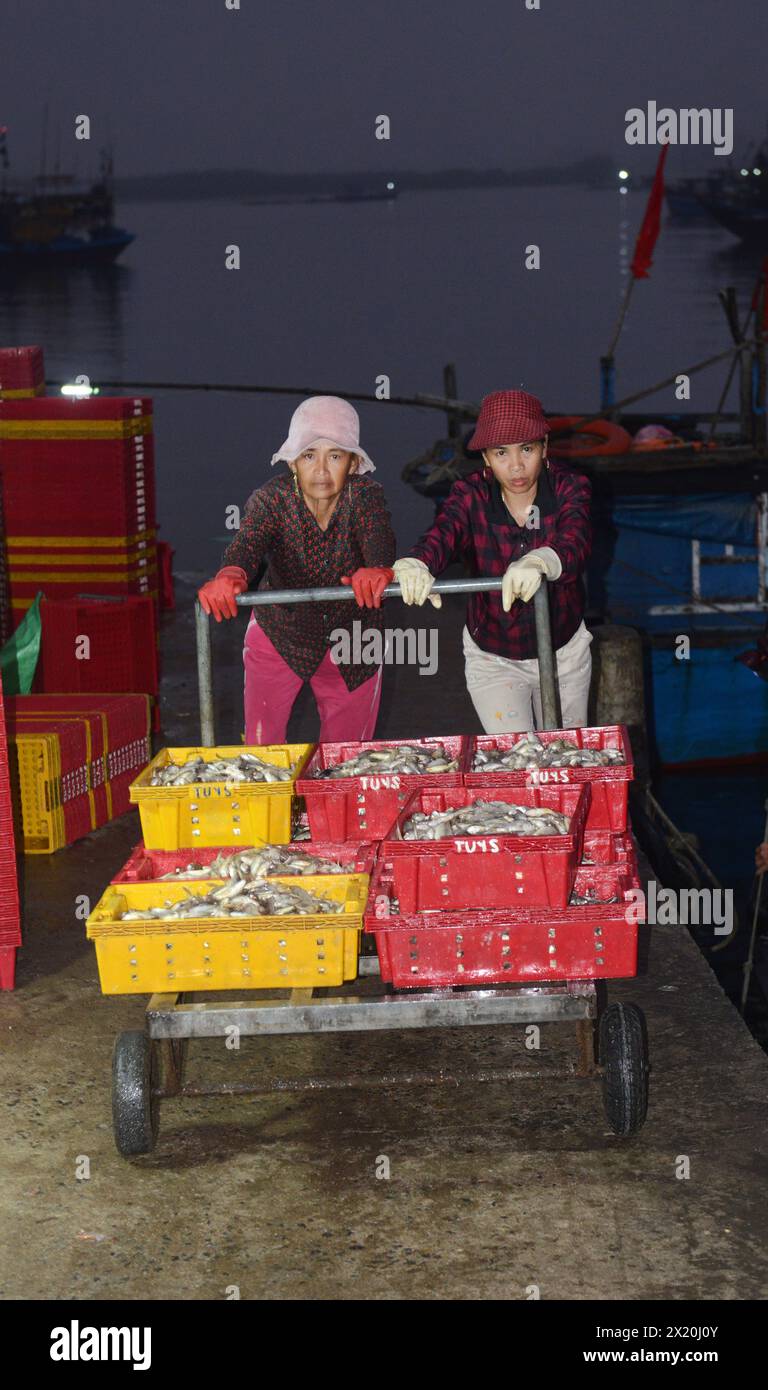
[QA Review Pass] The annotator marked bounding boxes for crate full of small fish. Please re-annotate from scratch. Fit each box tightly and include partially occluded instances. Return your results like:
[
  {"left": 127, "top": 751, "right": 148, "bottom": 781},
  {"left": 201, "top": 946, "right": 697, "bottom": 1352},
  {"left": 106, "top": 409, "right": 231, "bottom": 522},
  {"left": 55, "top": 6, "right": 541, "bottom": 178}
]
[
  {"left": 379, "top": 783, "right": 591, "bottom": 913},
  {"left": 129, "top": 744, "right": 315, "bottom": 850},
  {"left": 112, "top": 839, "right": 379, "bottom": 883},
  {"left": 365, "top": 860, "right": 644, "bottom": 988},
  {"left": 465, "top": 727, "right": 633, "bottom": 832},
  {"left": 86, "top": 872, "right": 368, "bottom": 993},
  {"left": 295, "top": 737, "right": 466, "bottom": 841}
]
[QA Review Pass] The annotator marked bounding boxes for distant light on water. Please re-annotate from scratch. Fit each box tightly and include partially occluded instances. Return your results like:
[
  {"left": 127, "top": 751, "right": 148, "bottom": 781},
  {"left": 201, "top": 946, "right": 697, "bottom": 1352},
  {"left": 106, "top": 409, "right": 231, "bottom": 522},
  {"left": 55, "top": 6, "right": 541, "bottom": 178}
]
[
  {"left": 740, "top": 168, "right": 749, "bottom": 176},
  {"left": 618, "top": 169, "right": 629, "bottom": 180},
  {"left": 387, "top": 181, "right": 395, "bottom": 190}
]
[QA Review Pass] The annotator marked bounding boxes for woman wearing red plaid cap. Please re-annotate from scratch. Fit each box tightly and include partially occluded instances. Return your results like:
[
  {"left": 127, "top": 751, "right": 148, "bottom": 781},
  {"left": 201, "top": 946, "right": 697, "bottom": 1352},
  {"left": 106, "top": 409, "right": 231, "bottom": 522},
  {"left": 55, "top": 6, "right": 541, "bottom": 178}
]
[{"left": 393, "top": 390, "right": 592, "bottom": 732}]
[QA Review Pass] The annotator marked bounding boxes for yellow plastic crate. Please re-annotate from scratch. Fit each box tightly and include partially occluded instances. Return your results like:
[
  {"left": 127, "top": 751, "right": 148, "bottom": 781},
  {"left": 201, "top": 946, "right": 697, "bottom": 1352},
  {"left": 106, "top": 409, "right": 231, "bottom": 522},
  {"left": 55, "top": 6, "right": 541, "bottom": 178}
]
[
  {"left": 129, "top": 744, "right": 315, "bottom": 849},
  {"left": 86, "top": 873, "right": 368, "bottom": 992},
  {"left": 7, "top": 733, "right": 65, "bottom": 851}
]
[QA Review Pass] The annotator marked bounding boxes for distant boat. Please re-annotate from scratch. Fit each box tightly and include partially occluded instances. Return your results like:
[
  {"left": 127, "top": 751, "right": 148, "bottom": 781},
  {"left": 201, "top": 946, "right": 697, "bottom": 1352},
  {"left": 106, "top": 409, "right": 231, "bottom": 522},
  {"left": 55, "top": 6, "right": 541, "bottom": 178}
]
[
  {"left": 0, "top": 134, "right": 135, "bottom": 266},
  {"left": 691, "top": 139, "right": 768, "bottom": 242},
  {"left": 665, "top": 176, "right": 718, "bottom": 221},
  {"left": 243, "top": 180, "right": 397, "bottom": 206}
]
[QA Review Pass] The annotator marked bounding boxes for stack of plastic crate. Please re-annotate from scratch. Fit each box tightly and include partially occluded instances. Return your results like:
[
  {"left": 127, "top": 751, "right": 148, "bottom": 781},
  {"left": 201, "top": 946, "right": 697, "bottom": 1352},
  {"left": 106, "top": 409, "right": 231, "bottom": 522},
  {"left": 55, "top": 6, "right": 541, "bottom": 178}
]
[
  {"left": 0, "top": 346, "right": 45, "bottom": 400},
  {"left": 0, "top": 394, "right": 157, "bottom": 628},
  {"left": 0, "top": 670, "right": 22, "bottom": 989},
  {"left": 5, "top": 693, "right": 151, "bottom": 852},
  {"left": 34, "top": 594, "right": 161, "bottom": 729},
  {"left": 0, "top": 465, "right": 10, "bottom": 646},
  {"left": 364, "top": 727, "right": 644, "bottom": 988}
]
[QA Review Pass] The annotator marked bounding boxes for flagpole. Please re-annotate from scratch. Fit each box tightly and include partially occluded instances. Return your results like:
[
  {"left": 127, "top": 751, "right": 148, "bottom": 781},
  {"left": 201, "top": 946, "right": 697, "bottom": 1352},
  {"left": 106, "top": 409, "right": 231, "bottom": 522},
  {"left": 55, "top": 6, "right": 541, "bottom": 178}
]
[{"left": 600, "top": 143, "right": 669, "bottom": 410}]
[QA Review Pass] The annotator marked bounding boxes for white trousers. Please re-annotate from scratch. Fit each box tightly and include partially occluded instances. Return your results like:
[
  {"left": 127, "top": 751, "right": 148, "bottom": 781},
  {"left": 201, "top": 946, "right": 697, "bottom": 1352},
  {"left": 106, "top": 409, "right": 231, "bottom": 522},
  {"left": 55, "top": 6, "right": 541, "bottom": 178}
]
[{"left": 462, "top": 621, "right": 593, "bottom": 733}]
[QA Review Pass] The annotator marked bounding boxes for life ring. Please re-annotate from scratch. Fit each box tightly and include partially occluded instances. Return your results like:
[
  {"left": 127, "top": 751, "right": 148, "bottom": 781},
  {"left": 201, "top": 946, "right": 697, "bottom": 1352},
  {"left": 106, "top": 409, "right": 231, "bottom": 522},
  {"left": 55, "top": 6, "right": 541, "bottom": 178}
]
[{"left": 548, "top": 415, "right": 633, "bottom": 457}]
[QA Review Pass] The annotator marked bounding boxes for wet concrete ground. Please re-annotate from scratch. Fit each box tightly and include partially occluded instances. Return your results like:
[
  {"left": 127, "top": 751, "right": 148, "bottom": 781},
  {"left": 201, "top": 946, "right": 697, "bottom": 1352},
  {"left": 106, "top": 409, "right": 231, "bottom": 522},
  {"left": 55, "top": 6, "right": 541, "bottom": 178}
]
[{"left": 2, "top": 578, "right": 768, "bottom": 1299}]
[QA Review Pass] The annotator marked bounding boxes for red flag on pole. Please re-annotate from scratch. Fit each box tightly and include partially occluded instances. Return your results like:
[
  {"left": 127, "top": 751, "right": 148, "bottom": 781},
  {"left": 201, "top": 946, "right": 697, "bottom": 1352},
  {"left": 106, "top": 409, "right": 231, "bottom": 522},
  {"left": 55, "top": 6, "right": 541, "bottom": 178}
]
[{"left": 630, "top": 143, "right": 669, "bottom": 280}]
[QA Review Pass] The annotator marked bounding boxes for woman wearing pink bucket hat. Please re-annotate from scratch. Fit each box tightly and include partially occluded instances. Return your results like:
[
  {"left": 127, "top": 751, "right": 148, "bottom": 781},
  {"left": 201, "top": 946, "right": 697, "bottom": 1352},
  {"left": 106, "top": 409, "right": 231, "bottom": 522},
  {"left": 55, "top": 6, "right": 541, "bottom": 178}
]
[
  {"left": 392, "top": 389, "right": 593, "bottom": 731},
  {"left": 198, "top": 396, "right": 396, "bottom": 743}
]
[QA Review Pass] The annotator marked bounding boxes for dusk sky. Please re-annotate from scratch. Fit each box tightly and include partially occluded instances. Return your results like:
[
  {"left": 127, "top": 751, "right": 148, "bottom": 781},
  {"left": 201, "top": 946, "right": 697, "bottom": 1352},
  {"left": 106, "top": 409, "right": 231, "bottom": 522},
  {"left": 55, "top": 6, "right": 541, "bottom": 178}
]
[{"left": 2, "top": 0, "right": 765, "bottom": 179}]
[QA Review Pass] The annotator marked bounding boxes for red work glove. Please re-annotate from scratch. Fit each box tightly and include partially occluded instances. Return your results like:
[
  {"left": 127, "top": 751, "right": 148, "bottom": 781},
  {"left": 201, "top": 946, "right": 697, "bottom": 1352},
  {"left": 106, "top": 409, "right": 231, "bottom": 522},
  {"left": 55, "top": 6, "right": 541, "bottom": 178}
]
[
  {"left": 197, "top": 565, "right": 248, "bottom": 621},
  {"left": 340, "top": 566, "right": 395, "bottom": 609}
]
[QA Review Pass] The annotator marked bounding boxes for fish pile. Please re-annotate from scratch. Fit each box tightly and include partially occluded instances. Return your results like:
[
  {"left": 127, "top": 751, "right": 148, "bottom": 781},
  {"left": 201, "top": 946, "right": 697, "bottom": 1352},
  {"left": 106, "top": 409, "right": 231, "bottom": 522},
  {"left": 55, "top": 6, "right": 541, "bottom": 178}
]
[
  {"left": 149, "top": 753, "right": 295, "bottom": 786},
  {"left": 569, "top": 887, "right": 620, "bottom": 906},
  {"left": 118, "top": 879, "right": 342, "bottom": 921},
  {"left": 402, "top": 798, "right": 571, "bottom": 840},
  {"left": 314, "top": 743, "right": 458, "bottom": 779},
  {"left": 157, "top": 845, "right": 346, "bottom": 880},
  {"left": 472, "top": 733, "right": 625, "bottom": 772}
]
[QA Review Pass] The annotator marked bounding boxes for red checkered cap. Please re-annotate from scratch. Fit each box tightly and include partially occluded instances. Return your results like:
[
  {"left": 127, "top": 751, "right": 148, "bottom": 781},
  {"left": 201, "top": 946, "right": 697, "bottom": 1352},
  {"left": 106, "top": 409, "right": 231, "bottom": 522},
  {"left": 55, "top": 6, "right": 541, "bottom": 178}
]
[{"left": 467, "top": 390, "right": 550, "bottom": 451}]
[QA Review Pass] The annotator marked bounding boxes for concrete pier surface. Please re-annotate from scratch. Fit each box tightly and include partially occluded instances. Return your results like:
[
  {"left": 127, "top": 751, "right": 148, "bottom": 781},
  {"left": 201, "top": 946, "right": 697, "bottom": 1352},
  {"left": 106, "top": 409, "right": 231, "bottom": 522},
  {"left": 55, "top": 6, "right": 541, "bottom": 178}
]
[{"left": 2, "top": 578, "right": 768, "bottom": 1301}]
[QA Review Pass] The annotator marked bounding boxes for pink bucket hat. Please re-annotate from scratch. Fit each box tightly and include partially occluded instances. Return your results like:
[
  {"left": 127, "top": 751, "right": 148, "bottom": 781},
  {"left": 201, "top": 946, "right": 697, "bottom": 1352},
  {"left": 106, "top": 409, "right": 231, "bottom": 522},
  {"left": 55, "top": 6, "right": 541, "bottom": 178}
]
[{"left": 270, "top": 396, "right": 375, "bottom": 473}]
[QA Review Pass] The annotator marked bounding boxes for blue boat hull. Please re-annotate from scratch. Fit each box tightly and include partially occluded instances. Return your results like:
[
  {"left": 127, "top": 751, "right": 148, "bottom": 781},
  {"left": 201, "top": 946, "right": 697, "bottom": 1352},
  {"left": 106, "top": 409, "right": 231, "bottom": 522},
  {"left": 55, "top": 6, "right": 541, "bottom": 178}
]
[{"left": 0, "top": 227, "right": 134, "bottom": 265}]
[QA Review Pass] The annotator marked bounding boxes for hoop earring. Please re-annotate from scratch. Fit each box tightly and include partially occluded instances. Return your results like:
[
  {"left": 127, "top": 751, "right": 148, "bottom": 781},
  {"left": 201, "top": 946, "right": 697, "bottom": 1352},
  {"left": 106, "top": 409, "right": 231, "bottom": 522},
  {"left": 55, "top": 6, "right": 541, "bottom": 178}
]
[{"left": 483, "top": 463, "right": 492, "bottom": 479}]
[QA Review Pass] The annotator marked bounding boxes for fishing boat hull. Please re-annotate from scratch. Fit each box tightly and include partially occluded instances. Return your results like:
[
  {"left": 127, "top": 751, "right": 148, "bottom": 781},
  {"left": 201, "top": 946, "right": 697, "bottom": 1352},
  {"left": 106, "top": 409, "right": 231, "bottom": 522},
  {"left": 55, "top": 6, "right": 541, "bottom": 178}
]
[
  {"left": 0, "top": 227, "right": 135, "bottom": 265},
  {"left": 697, "top": 196, "right": 768, "bottom": 243}
]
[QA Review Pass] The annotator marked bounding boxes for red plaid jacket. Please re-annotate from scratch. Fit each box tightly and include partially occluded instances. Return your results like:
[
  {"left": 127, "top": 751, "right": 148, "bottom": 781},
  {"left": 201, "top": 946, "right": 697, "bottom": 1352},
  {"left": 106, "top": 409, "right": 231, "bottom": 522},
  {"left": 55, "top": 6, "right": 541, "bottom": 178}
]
[{"left": 409, "top": 462, "right": 591, "bottom": 660}]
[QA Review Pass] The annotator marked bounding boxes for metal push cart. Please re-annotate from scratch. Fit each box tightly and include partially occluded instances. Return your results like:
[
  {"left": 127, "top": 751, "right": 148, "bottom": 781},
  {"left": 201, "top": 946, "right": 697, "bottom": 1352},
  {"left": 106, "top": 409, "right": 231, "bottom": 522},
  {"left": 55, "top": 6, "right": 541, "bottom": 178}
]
[{"left": 111, "top": 580, "right": 649, "bottom": 1156}]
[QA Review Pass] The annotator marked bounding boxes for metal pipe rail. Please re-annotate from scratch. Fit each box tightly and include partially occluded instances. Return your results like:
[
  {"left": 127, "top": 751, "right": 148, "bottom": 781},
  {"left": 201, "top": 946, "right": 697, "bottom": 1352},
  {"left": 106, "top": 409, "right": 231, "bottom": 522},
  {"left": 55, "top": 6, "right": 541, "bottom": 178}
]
[{"left": 196, "top": 577, "right": 558, "bottom": 745}]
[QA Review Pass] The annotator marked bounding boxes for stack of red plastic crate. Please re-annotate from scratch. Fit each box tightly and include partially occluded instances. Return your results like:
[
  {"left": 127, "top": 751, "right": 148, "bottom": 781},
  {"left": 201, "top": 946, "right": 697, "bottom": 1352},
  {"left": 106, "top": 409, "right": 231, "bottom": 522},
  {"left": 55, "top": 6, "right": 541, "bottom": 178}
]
[
  {"left": 4, "top": 693, "right": 151, "bottom": 854},
  {"left": 0, "top": 669, "right": 22, "bottom": 990},
  {"left": 33, "top": 594, "right": 161, "bottom": 728},
  {"left": 293, "top": 729, "right": 643, "bottom": 989},
  {"left": 0, "top": 393, "right": 157, "bottom": 628},
  {"left": 0, "top": 461, "right": 10, "bottom": 646},
  {"left": 0, "top": 346, "right": 45, "bottom": 400}
]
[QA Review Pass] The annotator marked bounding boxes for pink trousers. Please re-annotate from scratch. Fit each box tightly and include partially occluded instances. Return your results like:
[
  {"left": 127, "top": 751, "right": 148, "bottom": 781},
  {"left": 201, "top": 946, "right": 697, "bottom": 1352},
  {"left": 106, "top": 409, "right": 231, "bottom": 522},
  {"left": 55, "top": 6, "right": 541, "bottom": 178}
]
[{"left": 243, "top": 617, "right": 383, "bottom": 745}]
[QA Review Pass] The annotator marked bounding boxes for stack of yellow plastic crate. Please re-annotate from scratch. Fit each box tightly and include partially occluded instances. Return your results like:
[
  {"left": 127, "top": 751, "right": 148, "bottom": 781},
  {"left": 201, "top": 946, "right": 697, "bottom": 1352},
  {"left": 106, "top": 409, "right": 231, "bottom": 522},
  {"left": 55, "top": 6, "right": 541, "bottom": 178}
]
[{"left": 86, "top": 743, "right": 370, "bottom": 995}]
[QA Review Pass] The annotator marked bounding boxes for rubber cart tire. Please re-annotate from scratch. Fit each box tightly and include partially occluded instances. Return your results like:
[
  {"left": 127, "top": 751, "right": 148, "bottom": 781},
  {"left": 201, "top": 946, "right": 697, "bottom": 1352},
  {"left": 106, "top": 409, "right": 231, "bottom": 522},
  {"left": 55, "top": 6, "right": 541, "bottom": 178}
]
[
  {"left": 599, "top": 1002, "right": 648, "bottom": 1136},
  {"left": 112, "top": 1031, "right": 160, "bottom": 1156}
]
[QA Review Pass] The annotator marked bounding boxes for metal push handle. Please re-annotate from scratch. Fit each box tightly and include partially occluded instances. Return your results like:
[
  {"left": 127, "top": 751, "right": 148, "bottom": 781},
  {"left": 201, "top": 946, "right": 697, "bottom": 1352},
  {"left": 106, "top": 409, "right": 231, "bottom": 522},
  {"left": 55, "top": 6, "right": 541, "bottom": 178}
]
[{"left": 195, "top": 577, "right": 558, "bottom": 745}]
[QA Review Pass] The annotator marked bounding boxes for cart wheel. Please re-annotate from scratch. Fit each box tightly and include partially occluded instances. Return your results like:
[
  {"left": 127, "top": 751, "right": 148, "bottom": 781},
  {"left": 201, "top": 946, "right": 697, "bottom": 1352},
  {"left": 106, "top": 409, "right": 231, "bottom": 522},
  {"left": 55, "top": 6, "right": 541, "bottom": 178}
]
[
  {"left": 599, "top": 1002, "right": 649, "bottom": 1136},
  {"left": 112, "top": 1031, "right": 160, "bottom": 1156}
]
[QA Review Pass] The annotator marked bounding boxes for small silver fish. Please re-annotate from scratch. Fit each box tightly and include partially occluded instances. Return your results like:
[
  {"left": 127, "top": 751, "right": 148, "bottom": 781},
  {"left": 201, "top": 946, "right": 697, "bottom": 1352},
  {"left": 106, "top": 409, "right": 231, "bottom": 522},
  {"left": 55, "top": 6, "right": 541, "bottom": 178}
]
[
  {"left": 402, "top": 798, "right": 571, "bottom": 840},
  {"left": 473, "top": 734, "right": 625, "bottom": 773},
  {"left": 317, "top": 742, "right": 458, "bottom": 779},
  {"left": 150, "top": 753, "right": 295, "bottom": 787}
]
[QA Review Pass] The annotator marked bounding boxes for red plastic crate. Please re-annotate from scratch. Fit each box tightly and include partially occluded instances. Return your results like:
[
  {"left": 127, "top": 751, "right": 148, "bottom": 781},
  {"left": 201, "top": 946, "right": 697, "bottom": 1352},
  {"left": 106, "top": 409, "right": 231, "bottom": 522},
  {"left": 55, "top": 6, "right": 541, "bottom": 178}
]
[
  {"left": 0, "top": 441, "right": 156, "bottom": 536},
  {"left": 0, "top": 346, "right": 45, "bottom": 390},
  {"left": 296, "top": 736, "right": 467, "bottom": 842},
  {"left": 0, "top": 946, "right": 17, "bottom": 990},
  {"left": 582, "top": 828, "right": 637, "bottom": 866},
  {"left": 0, "top": 395, "right": 151, "bottom": 422},
  {"left": 7, "top": 694, "right": 151, "bottom": 749},
  {"left": 366, "top": 860, "right": 644, "bottom": 988},
  {"left": 35, "top": 595, "right": 159, "bottom": 696},
  {"left": 379, "top": 783, "right": 591, "bottom": 912},
  {"left": 465, "top": 727, "right": 633, "bottom": 832},
  {"left": 112, "top": 840, "right": 379, "bottom": 884},
  {"left": 157, "top": 540, "right": 175, "bottom": 610}
]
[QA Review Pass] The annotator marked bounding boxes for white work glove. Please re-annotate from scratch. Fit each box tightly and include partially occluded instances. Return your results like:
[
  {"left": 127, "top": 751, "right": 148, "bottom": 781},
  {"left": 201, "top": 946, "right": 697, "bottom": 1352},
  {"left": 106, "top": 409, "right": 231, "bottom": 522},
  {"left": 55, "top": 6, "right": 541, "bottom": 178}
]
[
  {"left": 501, "top": 547, "right": 562, "bottom": 611},
  {"left": 392, "top": 557, "right": 442, "bottom": 609}
]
